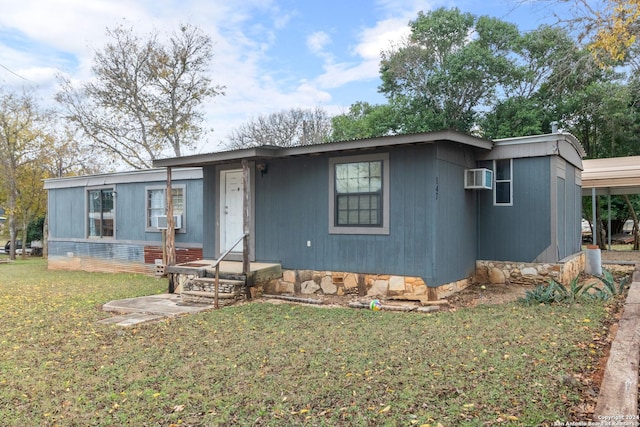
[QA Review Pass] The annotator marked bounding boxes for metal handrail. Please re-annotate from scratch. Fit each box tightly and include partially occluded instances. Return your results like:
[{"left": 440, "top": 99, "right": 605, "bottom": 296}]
[{"left": 210, "top": 233, "right": 248, "bottom": 308}]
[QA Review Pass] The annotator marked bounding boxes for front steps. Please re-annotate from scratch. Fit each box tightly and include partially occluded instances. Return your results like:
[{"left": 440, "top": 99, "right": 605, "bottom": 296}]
[
  {"left": 181, "top": 277, "right": 246, "bottom": 305},
  {"left": 173, "top": 262, "right": 283, "bottom": 306}
]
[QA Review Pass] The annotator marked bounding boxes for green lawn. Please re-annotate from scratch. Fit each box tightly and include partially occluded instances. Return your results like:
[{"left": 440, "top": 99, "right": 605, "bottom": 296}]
[{"left": 0, "top": 259, "right": 618, "bottom": 426}]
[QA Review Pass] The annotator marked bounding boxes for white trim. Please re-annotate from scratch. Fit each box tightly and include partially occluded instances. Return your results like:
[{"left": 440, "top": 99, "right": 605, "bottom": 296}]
[
  {"left": 86, "top": 185, "right": 116, "bottom": 239},
  {"left": 144, "top": 184, "right": 187, "bottom": 233},
  {"left": 493, "top": 159, "right": 513, "bottom": 207},
  {"left": 44, "top": 167, "right": 202, "bottom": 189},
  {"left": 329, "top": 153, "right": 390, "bottom": 235}
]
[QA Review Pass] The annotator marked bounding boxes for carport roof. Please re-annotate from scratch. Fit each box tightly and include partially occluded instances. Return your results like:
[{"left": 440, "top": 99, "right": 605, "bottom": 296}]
[{"left": 582, "top": 156, "right": 640, "bottom": 196}]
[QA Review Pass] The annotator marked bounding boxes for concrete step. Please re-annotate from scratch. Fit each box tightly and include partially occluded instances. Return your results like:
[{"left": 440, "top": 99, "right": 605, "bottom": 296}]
[
  {"left": 181, "top": 290, "right": 238, "bottom": 299},
  {"left": 187, "top": 277, "right": 245, "bottom": 294}
]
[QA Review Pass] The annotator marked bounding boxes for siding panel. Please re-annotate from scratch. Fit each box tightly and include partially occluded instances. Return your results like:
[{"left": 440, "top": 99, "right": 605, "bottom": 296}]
[
  {"left": 478, "top": 157, "right": 551, "bottom": 261},
  {"left": 435, "top": 144, "right": 478, "bottom": 285},
  {"left": 254, "top": 147, "right": 438, "bottom": 282}
]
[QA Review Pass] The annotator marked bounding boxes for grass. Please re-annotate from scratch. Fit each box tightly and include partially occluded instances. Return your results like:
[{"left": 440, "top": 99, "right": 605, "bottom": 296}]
[{"left": 0, "top": 259, "right": 619, "bottom": 426}]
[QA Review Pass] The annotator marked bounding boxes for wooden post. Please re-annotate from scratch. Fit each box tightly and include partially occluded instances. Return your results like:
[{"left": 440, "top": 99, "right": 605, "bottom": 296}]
[
  {"left": 242, "top": 159, "right": 251, "bottom": 294},
  {"left": 166, "top": 167, "right": 176, "bottom": 293},
  {"left": 214, "top": 264, "right": 220, "bottom": 309}
]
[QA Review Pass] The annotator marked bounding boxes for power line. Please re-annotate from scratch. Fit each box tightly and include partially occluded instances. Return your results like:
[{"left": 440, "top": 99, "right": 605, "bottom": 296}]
[{"left": 0, "top": 63, "right": 29, "bottom": 81}]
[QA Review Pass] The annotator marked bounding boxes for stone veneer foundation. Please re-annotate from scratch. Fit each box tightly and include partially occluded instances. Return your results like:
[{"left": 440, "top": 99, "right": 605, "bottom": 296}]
[
  {"left": 261, "top": 270, "right": 471, "bottom": 301},
  {"left": 475, "top": 252, "right": 585, "bottom": 287},
  {"left": 260, "top": 253, "right": 586, "bottom": 301}
]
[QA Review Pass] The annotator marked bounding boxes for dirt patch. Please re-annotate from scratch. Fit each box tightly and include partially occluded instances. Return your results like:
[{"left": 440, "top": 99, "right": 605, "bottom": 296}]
[
  {"left": 446, "top": 282, "right": 533, "bottom": 308},
  {"left": 601, "top": 249, "right": 640, "bottom": 265}
]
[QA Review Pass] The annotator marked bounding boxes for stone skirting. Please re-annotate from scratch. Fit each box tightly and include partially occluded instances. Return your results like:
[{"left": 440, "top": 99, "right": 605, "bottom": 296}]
[
  {"left": 260, "top": 270, "right": 471, "bottom": 301},
  {"left": 475, "top": 252, "right": 586, "bottom": 286},
  {"left": 259, "top": 254, "right": 586, "bottom": 302}
]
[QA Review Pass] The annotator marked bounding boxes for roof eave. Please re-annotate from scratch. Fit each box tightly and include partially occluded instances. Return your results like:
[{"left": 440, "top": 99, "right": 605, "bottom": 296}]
[{"left": 152, "top": 130, "right": 493, "bottom": 168}]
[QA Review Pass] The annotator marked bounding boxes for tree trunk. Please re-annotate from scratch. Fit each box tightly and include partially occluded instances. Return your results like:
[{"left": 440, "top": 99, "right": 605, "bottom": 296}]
[
  {"left": 8, "top": 213, "right": 16, "bottom": 260},
  {"left": 43, "top": 212, "right": 48, "bottom": 259},
  {"left": 20, "top": 220, "right": 28, "bottom": 260},
  {"left": 166, "top": 167, "right": 175, "bottom": 265},
  {"left": 623, "top": 195, "right": 640, "bottom": 250}
]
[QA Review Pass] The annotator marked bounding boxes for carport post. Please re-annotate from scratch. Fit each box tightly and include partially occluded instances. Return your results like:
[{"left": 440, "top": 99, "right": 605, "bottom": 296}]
[
  {"left": 607, "top": 189, "right": 612, "bottom": 250},
  {"left": 592, "top": 187, "right": 597, "bottom": 246}
]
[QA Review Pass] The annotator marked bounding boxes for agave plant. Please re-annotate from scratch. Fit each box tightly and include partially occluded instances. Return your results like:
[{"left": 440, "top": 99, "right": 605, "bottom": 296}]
[
  {"left": 520, "top": 276, "right": 597, "bottom": 305},
  {"left": 595, "top": 269, "right": 630, "bottom": 300}
]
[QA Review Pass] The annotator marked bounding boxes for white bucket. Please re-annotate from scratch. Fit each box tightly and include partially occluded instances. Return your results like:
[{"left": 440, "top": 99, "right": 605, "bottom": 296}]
[{"left": 585, "top": 246, "right": 602, "bottom": 276}]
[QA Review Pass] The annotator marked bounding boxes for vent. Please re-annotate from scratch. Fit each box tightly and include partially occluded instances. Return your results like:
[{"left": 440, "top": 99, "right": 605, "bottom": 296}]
[
  {"left": 464, "top": 168, "right": 493, "bottom": 190},
  {"left": 156, "top": 215, "right": 182, "bottom": 229}
]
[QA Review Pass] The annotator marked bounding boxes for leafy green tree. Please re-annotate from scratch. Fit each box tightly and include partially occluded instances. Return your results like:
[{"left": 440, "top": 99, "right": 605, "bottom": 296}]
[
  {"left": 330, "top": 102, "right": 398, "bottom": 141},
  {"left": 379, "top": 8, "right": 520, "bottom": 133}
]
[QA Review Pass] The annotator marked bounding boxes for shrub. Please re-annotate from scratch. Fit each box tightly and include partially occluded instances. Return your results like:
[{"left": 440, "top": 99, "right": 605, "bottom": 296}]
[
  {"left": 519, "top": 270, "right": 625, "bottom": 306},
  {"left": 594, "top": 269, "right": 630, "bottom": 300}
]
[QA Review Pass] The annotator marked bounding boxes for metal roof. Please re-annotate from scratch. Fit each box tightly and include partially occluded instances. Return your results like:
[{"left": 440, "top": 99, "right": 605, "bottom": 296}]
[
  {"left": 582, "top": 156, "right": 640, "bottom": 195},
  {"left": 43, "top": 167, "right": 202, "bottom": 189},
  {"left": 152, "top": 130, "right": 494, "bottom": 168}
]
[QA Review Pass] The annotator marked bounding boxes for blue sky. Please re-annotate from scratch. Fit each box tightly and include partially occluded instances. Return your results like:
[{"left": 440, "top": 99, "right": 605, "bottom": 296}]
[{"left": 0, "top": 0, "right": 572, "bottom": 154}]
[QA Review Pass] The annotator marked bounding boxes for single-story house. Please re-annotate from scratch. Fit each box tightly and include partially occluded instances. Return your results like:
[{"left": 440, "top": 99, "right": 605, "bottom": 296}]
[
  {"left": 44, "top": 167, "right": 203, "bottom": 274},
  {"left": 44, "top": 130, "right": 585, "bottom": 297}
]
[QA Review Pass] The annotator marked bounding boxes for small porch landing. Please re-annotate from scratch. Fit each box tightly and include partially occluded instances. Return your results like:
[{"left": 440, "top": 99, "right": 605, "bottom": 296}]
[{"left": 167, "top": 260, "right": 282, "bottom": 297}]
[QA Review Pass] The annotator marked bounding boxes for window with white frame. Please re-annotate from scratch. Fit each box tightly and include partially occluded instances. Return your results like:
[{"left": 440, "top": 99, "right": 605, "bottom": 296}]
[
  {"left": 146, "top": 186, "right": 185, "bottom": 231},
  {"left": 494, "top": 159, "right": 513, "bottom": 206},
  {"left": 88, "top": 188, "right": 114, "bottom": 238},
  {"left": 329, "top": 153, "right": 389, "bottom": 235}
]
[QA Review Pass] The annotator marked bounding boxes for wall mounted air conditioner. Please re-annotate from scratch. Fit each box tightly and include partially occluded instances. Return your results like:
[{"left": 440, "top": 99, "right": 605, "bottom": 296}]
[
  {"left": 464, "top": 168, "right": 493, "bottom": 190},
  {"left": 156, "top": 214, "right": 182, "bottom": 229}
]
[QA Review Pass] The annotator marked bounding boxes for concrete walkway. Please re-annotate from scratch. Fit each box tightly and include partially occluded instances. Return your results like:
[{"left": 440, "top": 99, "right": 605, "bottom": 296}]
[
  {"left": 99, "top": 293, "right": 214, "bottom": 326},
  {"left": 593, "top": 267, "right": 640, "bottom": 420}
]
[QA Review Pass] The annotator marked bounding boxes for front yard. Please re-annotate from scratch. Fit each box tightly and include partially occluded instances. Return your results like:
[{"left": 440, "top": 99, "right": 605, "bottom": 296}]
[{"left": 0, "top": 259, "right": 622, "bottom": 426}]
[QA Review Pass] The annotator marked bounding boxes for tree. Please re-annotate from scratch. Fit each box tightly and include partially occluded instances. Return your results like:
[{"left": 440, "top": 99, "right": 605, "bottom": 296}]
[
  {"left": 45, "top": 123, "right": 107, "bottom": 177},
  {"left": 330, "top": 102, "right": 398, "bottom": 141},
  {"left": 13, "top": 162, "right": 48, "bottom": 259},
  {"left": 561, "top": 0, "right": 640, "bottom": 66},
  {"left": 379, "top": 8, "right": 520, "bottom": 133},
  {"left": 57, "top": 23, "right": 224, "bottom": 169},
  {"left": 0, "top": 89, "right": 49, "bottom": 260},
  {"left": 225, "top": 107, "right": 332, "bottom": 149}
]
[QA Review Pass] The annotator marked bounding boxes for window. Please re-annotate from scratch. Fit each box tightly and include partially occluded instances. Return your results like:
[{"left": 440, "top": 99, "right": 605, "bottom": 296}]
[
  {"left": 146, "top": 186, "right": 185, "bottom": 231},
  {"left": 494, "top": 159, "right": 513, "bottom": 206},
  {"left": 329, "top": 153, "right": 389, "bottom": 235},
  {"left": 88, "top": 188, "right": 114, "bottom": 238}
]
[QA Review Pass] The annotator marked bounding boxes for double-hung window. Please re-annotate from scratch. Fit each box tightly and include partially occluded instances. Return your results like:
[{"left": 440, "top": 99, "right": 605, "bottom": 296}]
[
  {"left": 145, "top": 185, "right": 185, "bottom": 231},
  {"left": 88, "top": 188, "right": 114, "bottom": 238},
  {"left": 329, "top": 153, "right": 389, "bottom": 235},
  {"left": 494, "top": 159, "right": 513, "bottom": 206}
]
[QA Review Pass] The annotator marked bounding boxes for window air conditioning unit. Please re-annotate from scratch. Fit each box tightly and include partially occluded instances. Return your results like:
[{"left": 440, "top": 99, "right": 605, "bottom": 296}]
[
  {"left": 464, "top": 168, "right": 493, "bottom": 190},
  {"left": 156, "top": 215, "right": 182, "bottom": 229}
]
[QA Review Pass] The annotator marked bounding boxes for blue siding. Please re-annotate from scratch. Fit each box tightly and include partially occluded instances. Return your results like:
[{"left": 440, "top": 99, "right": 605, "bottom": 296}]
[
  {"left": 557, "top": 177, "right": 567, "bottom": 257},
  {"left": 477, "top": 157, "right": 551, "bottom": 261},
  {"left": 202, "top": 166, "right": 217, "bottom": 259},
  {"left": 254, "top": 146, "right": 439, "bottom": 284},
  {"left": 562, "top": 165, "right": 582, "bottom": 258},
  {"left": 48, "top": 187, "right": 86, "bottom": 239},
  {"left": 48, "top": 179, "right": 202, "bottom": 244},
  {"left": 49, "top": 240, "right": 144, "bottom": 261},
  {"left": 115, "top": 179, "right": 203, "bottom": 244},
  {"left": 435, "top": 144, "right": 478, "bottom": 285}
]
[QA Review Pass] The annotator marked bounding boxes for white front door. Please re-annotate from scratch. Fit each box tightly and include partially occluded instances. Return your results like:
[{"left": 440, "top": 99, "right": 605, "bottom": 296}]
[{"left": 220, "top": 169, "right": 244, "bottom": 253}]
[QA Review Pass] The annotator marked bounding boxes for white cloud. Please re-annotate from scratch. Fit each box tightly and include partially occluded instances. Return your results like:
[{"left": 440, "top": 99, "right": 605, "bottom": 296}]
[
  {"left": 307, "top": 31, "right": 332, "bottom": 55},
  {"left": 0, "top": 0, "right": 438, "bottom": 155}
]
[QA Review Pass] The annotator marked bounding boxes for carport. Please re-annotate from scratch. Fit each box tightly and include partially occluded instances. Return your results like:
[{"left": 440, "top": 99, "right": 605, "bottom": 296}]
[{"left": 582, "top": 156, "right": 640, "bottom": 247}]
